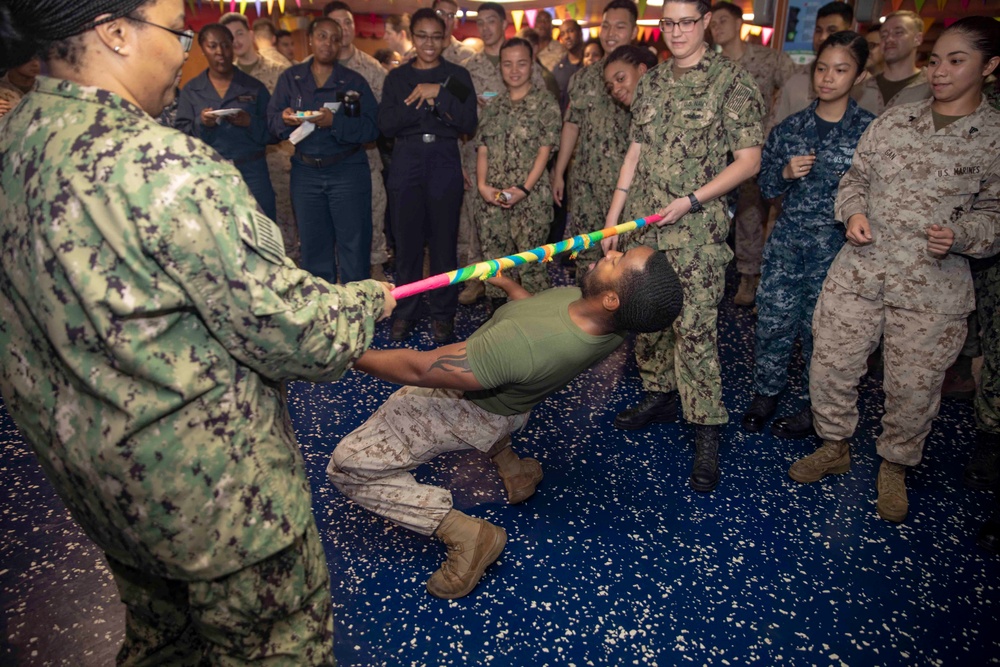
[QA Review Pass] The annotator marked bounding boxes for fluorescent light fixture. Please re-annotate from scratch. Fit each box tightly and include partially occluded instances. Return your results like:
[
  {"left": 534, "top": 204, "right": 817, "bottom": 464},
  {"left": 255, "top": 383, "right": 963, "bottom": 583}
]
[
  {"left": 465, "top": 9, "right": 477, "bottom": 16},
  {"left": 637, "top": 19, "right": 659, "bottom": 25},
  {"left": 743, "top": 13, "right": 754, "bottom": 20}
]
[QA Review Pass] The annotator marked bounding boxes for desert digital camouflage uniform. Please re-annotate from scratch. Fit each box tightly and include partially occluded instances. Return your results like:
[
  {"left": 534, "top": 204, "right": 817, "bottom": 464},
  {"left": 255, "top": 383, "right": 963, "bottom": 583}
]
[
  {"left": 537, "top": 38, "right": 567, "bottom": 73},
  {"left": 725, "top": 43, "right": 796, "bottom": 277},
  {"left": 261, "top": 44, "right": 296, "bottom": 69},
  {"left": 811, "top": 97, "right": 1000, "bottom": 465},
  {"left": 476, "top": 86, "right": 561, "bottom": 298},
  {"left": 340, "top": 47, "right": 390, "bottom": 267},
  {"left": 974, "top": 90, "right": 1000, "bottom": 436},
  {"left": 564, "top": 56, "right": 633, "bottom": 282},
  {"left": 0, "top": 71, "right": 25, "bottom": 106},
  {"left": 458, "top": 52, "right": 551, "bottom": 267},
  {"left": 753, "top": 99, "right": 875, "bottom": 403},
  {"left": 771, "top": 61, "right": 814, "bottom": 127},
  {"left": 852, "top": 70, "right": 931, "bottom": 116},
  {"left": 443, "top": 36, "right": 478, "bottom": 64},
  {"left": 239, "top": 54, "right": 302, "bottom": 265},
  {"left": 622, "top": 48, "right": 764, "bottom": 425},
  {"left": 0, "top": 77, "right": 387, "bottom": 663}
]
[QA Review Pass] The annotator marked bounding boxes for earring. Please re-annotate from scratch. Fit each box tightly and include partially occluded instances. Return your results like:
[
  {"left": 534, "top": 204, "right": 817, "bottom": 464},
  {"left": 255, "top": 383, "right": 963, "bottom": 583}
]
[{"left": 114, "top": 46, "right": 121, "bottom": 53}]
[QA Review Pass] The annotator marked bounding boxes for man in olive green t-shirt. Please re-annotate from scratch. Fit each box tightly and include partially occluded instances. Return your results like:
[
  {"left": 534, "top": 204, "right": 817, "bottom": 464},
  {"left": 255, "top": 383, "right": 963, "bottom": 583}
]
[{"left": 327, "top": 246, "right": 681, "bottom": 599}]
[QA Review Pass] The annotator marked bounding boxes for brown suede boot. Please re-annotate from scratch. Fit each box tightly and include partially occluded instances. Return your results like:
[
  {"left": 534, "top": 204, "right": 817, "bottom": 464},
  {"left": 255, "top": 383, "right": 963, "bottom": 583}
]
[
  {"left": 490, "top": 443, "right": 543, "bottom": 504},
  {"left": 426, "top": 510, "right": 506, "bottom": 599},
  {"left": 788, "top": 439, "right": 851, "bottom": 483},
  {"left": 876, "top": 459, "right": 908, "bottom": 523},
  {"left": 458, "top": 280, "right": 484, "bottom": 305},
  {"left": 733, "top": 274, "right": 760, "bottom": 306}
]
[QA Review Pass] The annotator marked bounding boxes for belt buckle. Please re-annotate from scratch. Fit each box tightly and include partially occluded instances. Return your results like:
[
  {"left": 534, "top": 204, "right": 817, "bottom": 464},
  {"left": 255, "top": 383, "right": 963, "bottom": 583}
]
[{"left": 421, "top": 133, "right": 436, "bottom": 143}]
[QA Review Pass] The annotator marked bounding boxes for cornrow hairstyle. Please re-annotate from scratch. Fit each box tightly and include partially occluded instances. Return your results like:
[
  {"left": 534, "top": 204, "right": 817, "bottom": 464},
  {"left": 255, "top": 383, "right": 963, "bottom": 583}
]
[{"left": 613, "top": 251, "right": 683, "bottom": 333}]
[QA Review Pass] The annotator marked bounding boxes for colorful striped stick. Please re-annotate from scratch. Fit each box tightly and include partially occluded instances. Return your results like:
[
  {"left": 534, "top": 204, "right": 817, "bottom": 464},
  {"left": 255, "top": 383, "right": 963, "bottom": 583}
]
[{"left": 390, "top": 214, "right": 663, "bottom": 300}]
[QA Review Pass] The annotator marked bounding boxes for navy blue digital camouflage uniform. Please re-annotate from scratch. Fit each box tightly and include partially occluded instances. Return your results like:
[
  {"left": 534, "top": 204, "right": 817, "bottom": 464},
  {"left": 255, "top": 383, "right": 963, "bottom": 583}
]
[{"left": 753, "top": 98, "right": 876, "bottom": 404}]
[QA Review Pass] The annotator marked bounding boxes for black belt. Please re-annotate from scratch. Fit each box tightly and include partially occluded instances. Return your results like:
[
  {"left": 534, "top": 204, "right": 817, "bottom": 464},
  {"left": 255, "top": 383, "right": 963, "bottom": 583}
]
[
  {"left": 295, "top": 145, "right": 362, "bottom": 168},
  {"left": 397, "top": 133, "right": 452, "bottom": 144},
  {"left": 231, "top": 150, "right": 266, "bottom": 166}
]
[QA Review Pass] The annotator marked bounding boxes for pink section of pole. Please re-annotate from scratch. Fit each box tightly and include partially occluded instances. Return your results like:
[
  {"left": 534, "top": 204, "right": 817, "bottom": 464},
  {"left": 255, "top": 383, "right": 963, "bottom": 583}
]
[{"left": 389, "top": 274, "right": 452, "bottom": 301}]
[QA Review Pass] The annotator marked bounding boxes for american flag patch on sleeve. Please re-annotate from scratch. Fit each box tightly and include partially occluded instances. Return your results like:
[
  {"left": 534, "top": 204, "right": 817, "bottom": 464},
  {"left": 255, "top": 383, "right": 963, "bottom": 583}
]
[{"left": 724, "top": 83, "right": 755, "bottom": 116}]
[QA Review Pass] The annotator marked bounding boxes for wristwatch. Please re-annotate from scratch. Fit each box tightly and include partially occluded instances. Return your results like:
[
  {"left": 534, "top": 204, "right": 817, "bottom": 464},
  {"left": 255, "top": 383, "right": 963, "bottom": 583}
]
[{"left": 687, "top": 193, "right": 703, "bottom": 213}]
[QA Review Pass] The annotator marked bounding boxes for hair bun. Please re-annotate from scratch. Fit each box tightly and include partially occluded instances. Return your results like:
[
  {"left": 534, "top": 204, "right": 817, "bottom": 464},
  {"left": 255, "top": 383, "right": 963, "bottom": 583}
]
[{"left": 0, "top": 5, "right": 44, "bottom": 68}]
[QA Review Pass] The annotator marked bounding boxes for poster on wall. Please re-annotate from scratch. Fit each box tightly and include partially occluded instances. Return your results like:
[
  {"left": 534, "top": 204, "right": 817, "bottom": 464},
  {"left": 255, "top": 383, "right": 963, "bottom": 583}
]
[{"left": 783, "top": 0, "right": 823, "bottom": 63}]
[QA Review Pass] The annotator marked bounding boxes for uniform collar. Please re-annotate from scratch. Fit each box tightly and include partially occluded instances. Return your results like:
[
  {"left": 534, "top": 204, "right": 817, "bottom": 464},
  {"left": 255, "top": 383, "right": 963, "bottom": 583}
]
[
  {"left": 664, "top": 45, "right": 717, "bottom": 85},
  {"left": 34, "top": 75, "right": 147, "bottom": 119}
]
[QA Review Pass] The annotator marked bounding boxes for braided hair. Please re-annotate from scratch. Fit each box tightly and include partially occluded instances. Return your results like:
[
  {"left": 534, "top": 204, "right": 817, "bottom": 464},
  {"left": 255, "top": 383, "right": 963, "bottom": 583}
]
[{"left": 0, "top": 0, "right": 150, "bottom": 67}]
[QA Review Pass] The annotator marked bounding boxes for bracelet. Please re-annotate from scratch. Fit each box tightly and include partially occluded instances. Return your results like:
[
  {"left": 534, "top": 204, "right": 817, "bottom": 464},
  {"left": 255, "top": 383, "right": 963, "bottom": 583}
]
[
  {"left": 515, "top": 184, "right": 531, "bottom": 196},
  {"left": 616, "top": 187, "right": 629, "bottom": 194}
]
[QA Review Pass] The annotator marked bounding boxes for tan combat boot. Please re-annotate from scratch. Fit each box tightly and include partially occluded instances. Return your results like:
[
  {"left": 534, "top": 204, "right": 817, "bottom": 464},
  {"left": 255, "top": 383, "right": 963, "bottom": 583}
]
[
  {"left": 426, "top": 510, "right": 507, "bottom": 599},
  {"left": 490, "top": 438, "right": 543, "bottom": 504},
  {"left": 788, "top": 439, "right": 851, "bottom": 483},
  {"left": 733, "top": 274, "right": 760, "bottom": 307},
  {"left": 876, "top": 459, "right": 908, "bottom": 523},
  {"left": 458, "top": 280, "right": 484, "bottom": 305}
]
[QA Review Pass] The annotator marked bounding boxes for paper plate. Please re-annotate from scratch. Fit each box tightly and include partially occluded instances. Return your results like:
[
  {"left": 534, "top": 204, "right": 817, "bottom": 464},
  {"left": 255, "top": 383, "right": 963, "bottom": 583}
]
[
  {"left": 295, "top": 111, "right": 325, "bottom": 122},
  {"left": 207, "top": 108, "right": 241, "bottom": 117}
]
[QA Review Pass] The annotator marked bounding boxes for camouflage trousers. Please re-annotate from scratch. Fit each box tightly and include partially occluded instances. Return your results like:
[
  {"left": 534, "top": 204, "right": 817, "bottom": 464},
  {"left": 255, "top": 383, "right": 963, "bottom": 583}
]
[
  {"left": 327, "top": 386, "right": 528, "bottom": 536},
  {"left": 975, "top": 258, "right": 1000, "bottom": 434},
  {"left": 568, "top": 178, "right": 613, "bottom": 285},
  {"left": 732, "top": 177, "right": 767, "bottom": 276},
  {"left": 753, "top": 223, "right": 844, "bottom": 401},
  {"left": 810, "top": 280, "right": 967, "bottom": 466},
  {"left": 367, "top": 146, "right": 389, "bottom": 266},
  {"left": 629, "top": 243, "right": 733, "bottom": 426},
  {"left": 111, "top": 520, "right": 334, "bottom": 666},
  {"left": 458, "top": 141, "right": 482, "bottom": 267},
  {"left": 476, "top": 192, "right": 553, "bottom": 299},
  {"left": 266, "top": 142, "right": 301, "bottom": 265}
]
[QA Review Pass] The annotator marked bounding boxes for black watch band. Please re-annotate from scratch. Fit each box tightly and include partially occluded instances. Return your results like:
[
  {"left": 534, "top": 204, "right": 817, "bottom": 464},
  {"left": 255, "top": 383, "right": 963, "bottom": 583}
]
[{"left": 687, "top": 193, "right": 702, "bottom": 213}]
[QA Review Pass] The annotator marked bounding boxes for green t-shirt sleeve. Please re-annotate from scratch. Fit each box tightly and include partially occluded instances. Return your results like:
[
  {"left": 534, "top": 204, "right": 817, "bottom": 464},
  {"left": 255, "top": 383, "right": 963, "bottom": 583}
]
[{"left": 466, "top": 320, "right": 534, "bottom": 389}]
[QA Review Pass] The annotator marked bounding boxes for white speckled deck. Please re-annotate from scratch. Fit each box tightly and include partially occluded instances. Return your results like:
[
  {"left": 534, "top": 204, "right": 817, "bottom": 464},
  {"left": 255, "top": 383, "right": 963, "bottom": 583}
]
[{"left": 2, "top": 263, "right": 998, "bottom": 666}]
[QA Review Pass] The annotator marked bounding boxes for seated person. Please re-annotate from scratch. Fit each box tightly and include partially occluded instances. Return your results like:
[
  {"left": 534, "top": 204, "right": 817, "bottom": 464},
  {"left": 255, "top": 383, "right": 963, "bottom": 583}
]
[{"left": 328, "top": 246, "right": 682, "bottom": 599}]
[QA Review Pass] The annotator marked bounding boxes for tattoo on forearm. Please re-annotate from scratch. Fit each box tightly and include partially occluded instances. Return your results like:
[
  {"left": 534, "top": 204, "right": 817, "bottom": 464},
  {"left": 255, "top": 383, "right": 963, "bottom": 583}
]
[{"left": 429, "top": 351, "right": 473, "bottom": 374}]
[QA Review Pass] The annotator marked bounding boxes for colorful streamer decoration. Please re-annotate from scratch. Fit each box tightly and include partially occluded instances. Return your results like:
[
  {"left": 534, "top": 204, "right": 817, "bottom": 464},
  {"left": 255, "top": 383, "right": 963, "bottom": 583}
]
[{"left": 390, "top": 214, "right": 663, "bottom": 300}]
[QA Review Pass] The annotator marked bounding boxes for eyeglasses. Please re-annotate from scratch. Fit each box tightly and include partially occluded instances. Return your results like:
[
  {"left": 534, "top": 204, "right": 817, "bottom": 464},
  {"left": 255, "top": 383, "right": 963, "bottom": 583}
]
[
  {"left": 435, "top": 9, "right": 457, "bottom": 20},
  {"left": 658, "top": 16, "right": 704, "bottom": 33},
  {"left": 128, "top": 16, "right": 195, "bottom": 52},
  {"left": 413, "top": 32, "right": 444, "bottom": 43}
]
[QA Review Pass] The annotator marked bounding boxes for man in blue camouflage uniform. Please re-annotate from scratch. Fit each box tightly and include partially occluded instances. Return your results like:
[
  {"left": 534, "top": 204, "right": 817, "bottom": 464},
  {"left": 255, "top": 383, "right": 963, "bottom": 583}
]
[{"left": 0, "top": 0, "right": 393, "bottom": 663}]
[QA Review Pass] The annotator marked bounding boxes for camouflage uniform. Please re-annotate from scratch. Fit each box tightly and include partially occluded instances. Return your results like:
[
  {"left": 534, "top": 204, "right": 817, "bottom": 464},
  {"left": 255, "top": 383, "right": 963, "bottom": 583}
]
[
  {"left": 328, "top": 386, "right": 528, "bottom": 534},
  {"left": 771, "top": 62, "right": 814, "bottom": 127},
  {"left": 724, "top": 43, "right": 796, "bottom": 277},
  {"left": 537, "top": 39, "right": 567, "bottom": 73},
  {"left": 459, "top": 52, "right": 550, "bottom": 267},
  {"left": 564, "top": 56, "right": 633, "bottom": 282},
  {"left": 443, "top": 36, "right": 478, "bottom": 64},
  {"left": 812, "top": 98, "right": 1000, "bottom": 465},
  {"left": 623, "top": 49, "right": 764, "bottom": 425},
  {"left": 974, "top": 91, "right": 1000, "bottom": 435},
  {"left": 0, "top": 77, "right": 386, "bottom": 662},
  {"left": 238, "top": 55, "right": 301, "bottom": 264},
  {"left": 261, "top": 45, "right": 296, "bottom": 69},
  {"left": 340, "top": 47, "right": 390, "bottom": 268},
  {"left": 753, "top": 99, "right": 875, "bottom": 403},
  {"left": 0, "top": 75, "right": 24, "bottom": 107},
  {"left": 476, "top": 86, "right": 561, "bottom": 298},
  {"left": 852, "top": 70, "right": 931, "bottom": 116}
]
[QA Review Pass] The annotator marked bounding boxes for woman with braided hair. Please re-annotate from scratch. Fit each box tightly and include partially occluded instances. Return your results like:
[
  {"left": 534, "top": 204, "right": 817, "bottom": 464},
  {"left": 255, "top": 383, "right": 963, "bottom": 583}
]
[{"left": 0, "top": 0, "right": 394, "bottom": 663}]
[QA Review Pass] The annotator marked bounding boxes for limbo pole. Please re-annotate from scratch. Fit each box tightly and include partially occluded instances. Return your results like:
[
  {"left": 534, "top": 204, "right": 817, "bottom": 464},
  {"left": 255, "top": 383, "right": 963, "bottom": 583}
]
[{"left": 389, "top": 214, "right": 662, "bottom": 300}]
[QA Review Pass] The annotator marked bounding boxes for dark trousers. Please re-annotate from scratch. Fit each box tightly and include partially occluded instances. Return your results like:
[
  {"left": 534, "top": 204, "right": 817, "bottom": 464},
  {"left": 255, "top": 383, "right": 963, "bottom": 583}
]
[
  {"left": 387, "top": 138, "right": 464, "bottom": 322},
  {"left": 291, "top": 155, "right": 372, "bottom": 284},
  {"left": 236, "top": 156, "right": 277, "bottom": 222}
]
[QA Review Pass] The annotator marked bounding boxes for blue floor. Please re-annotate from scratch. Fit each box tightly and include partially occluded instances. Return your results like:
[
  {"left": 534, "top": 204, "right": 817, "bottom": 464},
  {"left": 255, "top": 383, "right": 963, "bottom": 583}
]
[{"left": 2, "top": 263, "right": 999, "bottom": 666}]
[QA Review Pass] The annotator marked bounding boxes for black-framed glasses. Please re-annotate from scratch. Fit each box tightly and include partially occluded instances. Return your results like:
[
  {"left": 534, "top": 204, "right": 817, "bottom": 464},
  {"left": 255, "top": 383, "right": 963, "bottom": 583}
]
[
  {"left": 658, "top": 16, "right": 704, "bottom": 33},
  {"left": 128, "top": 16, "right": 195, "bottom": 52}
]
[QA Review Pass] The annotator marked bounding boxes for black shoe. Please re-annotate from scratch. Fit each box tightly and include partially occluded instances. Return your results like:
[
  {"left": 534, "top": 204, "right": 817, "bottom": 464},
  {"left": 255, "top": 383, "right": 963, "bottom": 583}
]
[
  {"left": 741, "top": 393, "right": 779, "bottom": 433},
  {"left": 964, "top": 431, "right": 1000, "bottom": 490},
  {"left": 978, "top": 509, "right": 1000, "bottom": 554},
  {"left": 613, "top": 392, "right": 679, "bottom": 430},
  {"left": 770, "top": 406, "right": 816, "bottom": 439},
  {"left": 690, "top": 425, "right": 720, "bottom": 492},
  {"left": 391, "top": 318, "right": 414, "bottom": 342},
  {"left": 431, "top": 319, "right": 454, "bottom": 345}
]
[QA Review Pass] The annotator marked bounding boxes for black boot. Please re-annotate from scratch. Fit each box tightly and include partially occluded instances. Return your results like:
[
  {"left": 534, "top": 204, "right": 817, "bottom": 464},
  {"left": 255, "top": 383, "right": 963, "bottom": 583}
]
[
  {"left": 741, "top": 393, "right": 779, "bottom": 433},
  {"left": 770, "top": 406, "right": 816, "bottom": 439},
  {"left": 613, "top": 391, "right": 679, "bottom": 430},
  {"left": 690, "top": 425, "right": 720, "bottom": 492},
  {"left": 978, "top": 504, "right": 1000, "bottom": 555},
  {"left": 964, "top": 431, "right": 1000, "bottom": 490}
]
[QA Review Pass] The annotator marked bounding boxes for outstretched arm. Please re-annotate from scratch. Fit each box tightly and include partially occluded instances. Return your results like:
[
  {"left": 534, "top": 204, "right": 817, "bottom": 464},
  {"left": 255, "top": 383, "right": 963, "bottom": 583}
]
[{"left": 353, "top": 343, "right": 485, "bottom": 391}]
